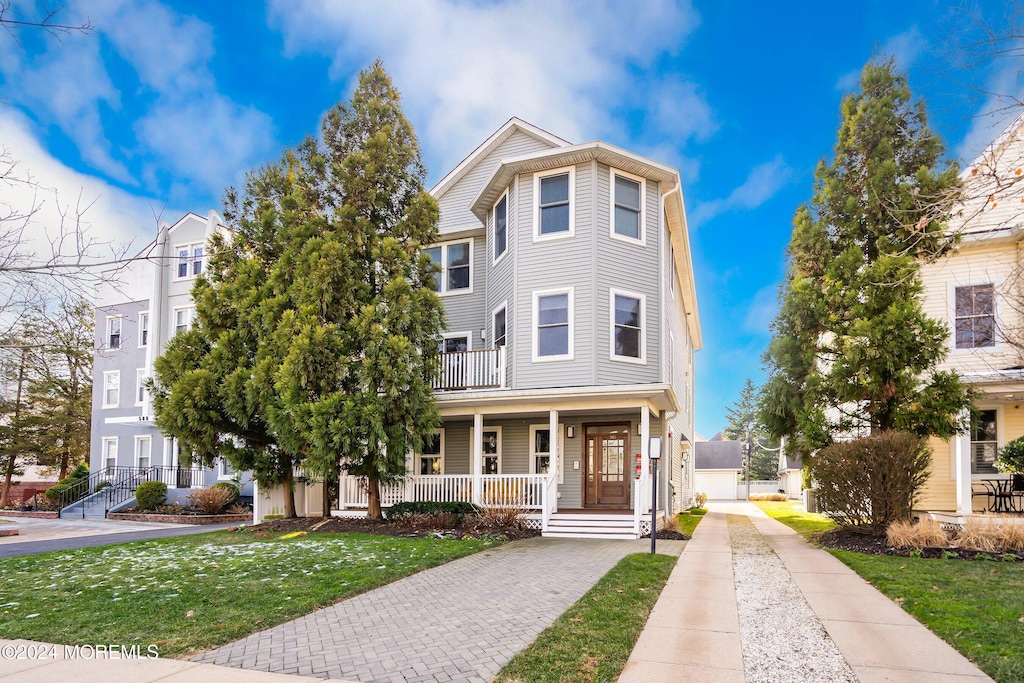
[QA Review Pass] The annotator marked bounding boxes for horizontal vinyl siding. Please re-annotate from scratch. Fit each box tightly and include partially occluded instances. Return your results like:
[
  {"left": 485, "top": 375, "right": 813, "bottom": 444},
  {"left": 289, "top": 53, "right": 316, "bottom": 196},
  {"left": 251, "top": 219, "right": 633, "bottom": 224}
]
[
  {"left": 438, "top": 238, "right": 488, "bottom": 345},
  {"left": 918, "top": 436, "right": 956, "bottom": 512},
  {"left": 437, "top": 131, "right": 558, "bottom": 234},
  {"left": 921, "top": 242, "right": 1021, "bottom": 375},
  {"left": 514, "top": 161, "right": 595, "bottom": 389},
  {"left": 596, "top": 171, "right": 661, "bottom": 386},
  {"left": 487, "top": 181, "right": 516, "bottom": 386}
]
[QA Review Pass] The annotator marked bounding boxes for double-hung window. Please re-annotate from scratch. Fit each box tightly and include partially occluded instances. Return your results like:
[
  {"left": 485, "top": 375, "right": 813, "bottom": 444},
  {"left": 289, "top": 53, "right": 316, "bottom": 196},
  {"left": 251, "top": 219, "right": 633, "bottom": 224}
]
[
  {"left": 535, "top": 167, "right": 574, "bottom": 239},
  {"left": 611, "top": 289, "right": 645, "bottom": 363},
  {"left": 135, "top": 436, "right": 151, "bottom": 469},
  {"left": 419, "top": 430, "right": 444, "bottom": 475},
  {"left": 529, "top": 425, "right": 565, "bottom": 482},
  {"left": 971, "top": 409, "right": 998, "bottom": 474},
  {"left": 423, "top": 239, "right": 473, "bottom": 294},
  {"left": 174, "top": 307, "right": 194, "bottom": 335},
  {"left": 139, "top": 312, "right": 149, "bottom": 347},
  {"left": 175, "top": 243, "right": 204, "bottom": 279},
  {"left": 470, "top": 427, "right": 502, "bottom": 474},
  {"left": 103, "top": 370, "right": 120, "bottom": 408},
  {"left": 533, "top": 289, "right": 573, "bottom": 361},
  {"left": 492, "top": 304, "right": 507, "bottom": 349},
  {"left": 107, "top": 317, "right": 122, "bottom": 349},
  {"left": 493, "top": 193, "right": 508, "bottom": 262},
  {"left": 955, "top": 284, "right": 996, "bottom": 349},
  {"left": 135, "top": 368, "right": 146, "bottom": 406},
  {"left": 611, "top": 171, "right": 644, "bottom": 243},
  {"left": 103, "top": 437, "right": 118, "bottom": 470}
]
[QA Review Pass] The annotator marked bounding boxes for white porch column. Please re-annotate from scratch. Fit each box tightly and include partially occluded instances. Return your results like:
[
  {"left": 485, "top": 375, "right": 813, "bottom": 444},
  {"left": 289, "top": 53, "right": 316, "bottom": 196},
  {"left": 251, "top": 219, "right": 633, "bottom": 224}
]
[
  {"left": 955, "top": 410, "right": 973, "bottom": 515},
  {"left": 640, "top": 407, "right": 650, "bottom": 512},
  {"left": 549, "top": 409, "right": 558, "bottom": 513},
  {"left": 472, "top": 412, "right": 483, "bottom": 505}
]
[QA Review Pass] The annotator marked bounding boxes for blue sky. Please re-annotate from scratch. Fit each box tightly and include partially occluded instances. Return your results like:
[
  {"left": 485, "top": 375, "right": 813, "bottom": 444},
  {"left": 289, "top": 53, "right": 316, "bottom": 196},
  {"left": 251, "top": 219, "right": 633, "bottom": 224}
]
[{"left": 1, "top": 0, "right": 1021, "bottom": 437}]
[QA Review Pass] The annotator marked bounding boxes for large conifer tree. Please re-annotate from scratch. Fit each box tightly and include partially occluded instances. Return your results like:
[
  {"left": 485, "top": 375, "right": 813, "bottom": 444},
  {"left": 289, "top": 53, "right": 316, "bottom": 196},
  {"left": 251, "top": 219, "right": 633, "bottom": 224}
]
[{"left": 761, "top": 58, "right": 973, "bottom": 457}]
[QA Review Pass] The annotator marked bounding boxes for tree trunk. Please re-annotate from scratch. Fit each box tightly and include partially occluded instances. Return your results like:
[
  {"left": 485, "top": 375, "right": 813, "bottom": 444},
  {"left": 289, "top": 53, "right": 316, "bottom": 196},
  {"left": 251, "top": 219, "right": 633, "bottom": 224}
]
[
  {"left": 0, "top": 456, "right": 15, "bottom": 508},
  {"left": 283, "top": 468, "right": 297, "bottom": 518},
  {"left": 322, "top": 478, "right": 331, "bottom": 518},
  {"left": 367, "top": 471, "right": 383, "bottom": 521},
  {"left": 1, "top": 351, "right": 28, "bottom": 508}
]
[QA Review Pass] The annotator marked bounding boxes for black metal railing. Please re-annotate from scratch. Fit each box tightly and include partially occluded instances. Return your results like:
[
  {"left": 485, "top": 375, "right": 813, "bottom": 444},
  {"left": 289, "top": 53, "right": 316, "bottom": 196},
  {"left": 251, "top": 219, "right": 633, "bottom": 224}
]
[{"left": 57, "top": 465, "right": 207, "bottom": 518}]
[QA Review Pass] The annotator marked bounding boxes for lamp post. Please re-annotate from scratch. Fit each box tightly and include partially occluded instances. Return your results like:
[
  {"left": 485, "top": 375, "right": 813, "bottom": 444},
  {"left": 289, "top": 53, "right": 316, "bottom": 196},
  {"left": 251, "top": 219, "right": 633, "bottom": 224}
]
[{"left": 649, "top": 437, "right": 662, "bottom": 554}]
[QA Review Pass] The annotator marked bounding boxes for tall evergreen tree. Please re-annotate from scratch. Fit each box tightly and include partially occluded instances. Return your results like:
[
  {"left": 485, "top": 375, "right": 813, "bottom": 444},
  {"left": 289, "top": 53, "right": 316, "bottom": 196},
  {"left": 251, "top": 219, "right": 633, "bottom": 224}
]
[
  {"left": 724, "top": 379, "right": 778, "bottom": 480},
  {"left": 761, "top": 58, "right": 973, "bottom": 458},
  {"left": 152, "top": 61, "right": 442, "bottom": 519}
]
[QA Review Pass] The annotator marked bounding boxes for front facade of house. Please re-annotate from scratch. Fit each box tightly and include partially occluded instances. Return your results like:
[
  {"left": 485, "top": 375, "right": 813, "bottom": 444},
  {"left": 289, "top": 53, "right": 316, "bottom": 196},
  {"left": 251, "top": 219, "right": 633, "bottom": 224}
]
[
  {"left": 319, "top": 119, "right": 702, "bottom": 538},
  {"left": 918, "top": 114, "right": 1024, "bottom": 517},
  {"left": 89, "top": 212, "right": 253, "bottom": 507}
]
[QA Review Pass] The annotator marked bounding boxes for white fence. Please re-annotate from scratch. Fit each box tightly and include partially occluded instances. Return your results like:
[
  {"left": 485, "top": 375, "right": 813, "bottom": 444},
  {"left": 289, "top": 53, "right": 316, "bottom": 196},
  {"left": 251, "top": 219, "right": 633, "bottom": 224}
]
[
  {"left": 736, "top": 480, "right": 782, "bottom": 499},
  {"left": 339, "top": 473, "right": 547, "bottom": 510}
]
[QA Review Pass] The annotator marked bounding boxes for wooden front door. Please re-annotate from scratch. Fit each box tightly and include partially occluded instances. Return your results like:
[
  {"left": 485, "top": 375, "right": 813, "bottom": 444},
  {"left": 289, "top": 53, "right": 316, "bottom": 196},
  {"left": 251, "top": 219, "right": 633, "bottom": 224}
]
[{"left": 584, "top": 425, "right": 630, "bottom": 507}]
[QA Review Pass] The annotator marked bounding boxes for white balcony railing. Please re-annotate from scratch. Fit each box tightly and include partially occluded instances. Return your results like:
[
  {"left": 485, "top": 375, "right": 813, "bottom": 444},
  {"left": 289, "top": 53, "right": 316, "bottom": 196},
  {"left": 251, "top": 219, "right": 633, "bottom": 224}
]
[{"left": 432, "top": 347, "right": 506, "bottom": 391}]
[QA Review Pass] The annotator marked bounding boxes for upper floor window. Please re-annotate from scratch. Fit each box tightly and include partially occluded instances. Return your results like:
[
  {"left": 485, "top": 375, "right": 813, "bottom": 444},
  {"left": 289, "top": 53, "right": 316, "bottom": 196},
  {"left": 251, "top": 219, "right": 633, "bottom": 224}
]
[
  {"left": 174, "top": 307, "right": 194, "bottom": 335},
  {"left": 611, "top": 171, "right": 644, "bottom": 243},
  {"left": 535, "top": 167, "right": 574, "bottom": 240},
  {"left": 971, "top": 409, "right": 998, "bottom": 474},
  {"left": 176, "top": 243, "right": 204, "bottom": 279},
  {"left": 493, "top": 193, "right": 508, "bottom": 262},
  {"left": 103, "top": 370, "right": 120, "bottom": 408},
  {"left": 493, "top": 304, "right": 507, "bottom": 349},
  {"left": 423, "top": 239, "right": 472, "bottom": 294},
  {"left": 107, "top": 317, "right": 122, "bottom": 349},
  {"left": 611, "top": 289, "right": 645, "bottom": 363},
  {"left": 533, "top": 289, "right": 573, "bottom": 361},
  {"left": 955, "top": 284, "right": 995, "bottom": 349},
  {"left": 135, "top": 368, "right": 146, "bottom": 406},
  {"left": 139, "top": 312, "right": 149, "bottom": 347},
  {"left": 419, "top": 430, "right": 444, "bottom": 475}
]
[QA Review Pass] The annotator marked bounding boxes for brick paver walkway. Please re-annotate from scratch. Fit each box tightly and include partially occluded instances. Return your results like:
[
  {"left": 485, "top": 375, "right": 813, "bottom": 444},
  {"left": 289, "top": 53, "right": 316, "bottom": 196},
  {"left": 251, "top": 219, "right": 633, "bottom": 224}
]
[{"left": 195, "top": 537, "right": 678, "bottom": 682}]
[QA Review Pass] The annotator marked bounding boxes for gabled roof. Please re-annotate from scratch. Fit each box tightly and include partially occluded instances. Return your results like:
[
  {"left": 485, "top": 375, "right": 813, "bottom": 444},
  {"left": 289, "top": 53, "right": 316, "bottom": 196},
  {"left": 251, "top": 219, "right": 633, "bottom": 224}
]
[
  {"left": 694, "top": 441, "right": 743, "bottom": 470},
  {"left": 960, "top": 111, "right": 1024, "bottom": 180},
  {"left": 429, "top": 117, "right": 570, "bottom": 200}
]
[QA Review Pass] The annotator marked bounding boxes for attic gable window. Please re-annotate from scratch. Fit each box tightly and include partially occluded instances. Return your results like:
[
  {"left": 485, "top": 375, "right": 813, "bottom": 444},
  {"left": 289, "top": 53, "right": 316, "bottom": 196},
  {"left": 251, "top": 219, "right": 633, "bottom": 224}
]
[
  {"left": 535, "top": 167, "right": 574, "bottom": 240},
  {"left": 955, "top": 284, "right": 995, "bottom": 349}
]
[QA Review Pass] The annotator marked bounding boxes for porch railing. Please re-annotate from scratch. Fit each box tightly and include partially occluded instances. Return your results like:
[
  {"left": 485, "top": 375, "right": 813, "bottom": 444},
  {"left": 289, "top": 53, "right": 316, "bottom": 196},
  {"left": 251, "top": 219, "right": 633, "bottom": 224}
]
[
  {"left": 339, "top": 472, "right": 545, "bottom": 510},
  {"left": 58, "top": 465, "right": 207, "bottom": 517},
  {"left": 432, "top": 347, "right": 506, "bottom": 391}
]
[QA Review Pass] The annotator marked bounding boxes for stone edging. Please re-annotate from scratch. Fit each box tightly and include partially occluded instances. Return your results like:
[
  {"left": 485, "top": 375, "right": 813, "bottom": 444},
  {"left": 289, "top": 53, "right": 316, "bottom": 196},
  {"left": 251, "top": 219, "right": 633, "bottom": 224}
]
[
  {"left": 0, "top": 510, "right": 59, "bottom": 519},
  {"left": 0, "top": 528, "right": 18, "bottom": 536},
  {"left": 107, "top": 512, "right": 253, "bottom": 525}
]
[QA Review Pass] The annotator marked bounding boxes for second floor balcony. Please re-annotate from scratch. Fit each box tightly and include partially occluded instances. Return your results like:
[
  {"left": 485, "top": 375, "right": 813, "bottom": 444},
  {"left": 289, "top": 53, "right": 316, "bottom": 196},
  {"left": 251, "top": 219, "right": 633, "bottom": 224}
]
[{"left": 433, "top": 347, "right": 507, "bottom": 392}]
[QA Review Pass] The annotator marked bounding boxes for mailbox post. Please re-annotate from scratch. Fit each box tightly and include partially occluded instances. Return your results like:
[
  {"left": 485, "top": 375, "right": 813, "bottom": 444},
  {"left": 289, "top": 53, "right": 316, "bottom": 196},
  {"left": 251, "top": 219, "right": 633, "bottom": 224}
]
[{"left": 649, "top": 437, "right": 662, "bottom": 554}]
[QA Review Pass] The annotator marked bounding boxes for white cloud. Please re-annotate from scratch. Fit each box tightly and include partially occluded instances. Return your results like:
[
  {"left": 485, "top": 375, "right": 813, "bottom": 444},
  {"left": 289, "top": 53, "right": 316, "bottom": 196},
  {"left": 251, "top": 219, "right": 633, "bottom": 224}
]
[
  {"left": 690, "top": 156, "right": 793, "bottom": 227},
  {"left": 836, "top": 26, "right": 927, "bottom": 91},
  {"left": 267, "top": 0, "right": 706, "bottom": 176},
  {"left": 743, "top": 285, "right": 779, "bottom": 334}
]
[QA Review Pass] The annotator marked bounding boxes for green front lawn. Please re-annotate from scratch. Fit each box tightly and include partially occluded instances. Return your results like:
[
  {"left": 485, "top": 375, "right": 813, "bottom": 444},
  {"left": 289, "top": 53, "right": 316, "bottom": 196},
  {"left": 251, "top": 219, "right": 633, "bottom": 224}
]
[
  {"left": 677, "top": 512, "right": 704, "bottom": 537},
  {"left": 0, "top": 531, "right": 495, "bottom": 657},
  {"left": 496, "top": 553, "right": 677, "bottom": 683},
  {"left": 754, "top": 500, "right": 836, "bottom": 538}
]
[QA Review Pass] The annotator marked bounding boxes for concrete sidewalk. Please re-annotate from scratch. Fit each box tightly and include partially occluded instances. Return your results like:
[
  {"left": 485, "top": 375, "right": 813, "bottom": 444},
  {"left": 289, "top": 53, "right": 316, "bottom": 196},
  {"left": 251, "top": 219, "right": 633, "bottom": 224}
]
[{"left": 620, "top": 503, "right": 993, "bottom": 682}]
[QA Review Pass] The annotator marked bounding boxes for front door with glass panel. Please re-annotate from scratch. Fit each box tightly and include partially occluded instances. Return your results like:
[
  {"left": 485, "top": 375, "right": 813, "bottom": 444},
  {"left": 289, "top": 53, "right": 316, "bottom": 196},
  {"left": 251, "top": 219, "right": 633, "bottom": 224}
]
[{"left": 584, "top": 424, "right": 630, "bottom": 507}]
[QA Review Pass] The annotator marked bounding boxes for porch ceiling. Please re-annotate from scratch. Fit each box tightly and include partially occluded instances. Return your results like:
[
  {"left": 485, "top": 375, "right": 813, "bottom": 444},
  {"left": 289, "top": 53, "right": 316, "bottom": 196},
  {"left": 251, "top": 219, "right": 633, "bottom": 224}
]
[{"left": 434, "top": 383, "right": 677, "bottom": 418}]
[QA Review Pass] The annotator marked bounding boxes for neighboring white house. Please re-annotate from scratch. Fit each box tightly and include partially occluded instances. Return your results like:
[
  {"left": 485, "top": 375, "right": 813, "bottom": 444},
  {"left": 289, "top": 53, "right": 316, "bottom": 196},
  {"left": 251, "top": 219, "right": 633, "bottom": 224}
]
[
  {"left": 694, "top": 440, "right": 742, "bottom": 501},
  {"left": 777, "top": 437, "right": 802, "bottom": 500}
]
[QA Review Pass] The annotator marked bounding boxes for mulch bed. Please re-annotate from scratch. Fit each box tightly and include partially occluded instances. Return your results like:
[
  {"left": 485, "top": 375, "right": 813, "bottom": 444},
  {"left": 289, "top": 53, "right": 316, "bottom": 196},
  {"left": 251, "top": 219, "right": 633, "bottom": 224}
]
[
  {"left": 241, "top": 515, "right": 542, "bottom": 541},
  {"left": 642, "top": 529, "right": 690, "bottom": 540},
  {"left": 818, "top": 528, "right": 1024, "bottom": 562}
]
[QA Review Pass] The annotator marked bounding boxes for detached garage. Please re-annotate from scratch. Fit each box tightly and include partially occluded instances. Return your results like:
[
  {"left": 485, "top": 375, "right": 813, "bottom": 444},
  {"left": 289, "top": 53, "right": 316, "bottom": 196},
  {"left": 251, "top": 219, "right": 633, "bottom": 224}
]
[{"left": 694, "top": 441, "right": 743, "bottom": 500}]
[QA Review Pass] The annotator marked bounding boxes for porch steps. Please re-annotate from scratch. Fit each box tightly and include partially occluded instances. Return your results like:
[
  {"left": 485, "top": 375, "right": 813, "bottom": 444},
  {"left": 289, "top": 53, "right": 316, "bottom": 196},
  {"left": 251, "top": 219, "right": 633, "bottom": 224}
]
[{"left": 543, "top": 512, "right": 639, "bottom": 540}]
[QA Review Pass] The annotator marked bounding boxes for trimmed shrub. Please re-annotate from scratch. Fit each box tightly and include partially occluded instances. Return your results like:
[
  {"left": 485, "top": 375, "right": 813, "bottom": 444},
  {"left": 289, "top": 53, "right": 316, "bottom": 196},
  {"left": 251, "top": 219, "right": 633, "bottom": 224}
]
[
  {"left": 693, "top": 492, "right": 708, "bottom": 508},
  {"left": 94, "top": 481, "right": 112, "bottom": 492},
  {"left": 187, "top": 487, "right": 233, "bottom": 514},
  {"left": 385, "top": 501, "right": 477, "bottom": 521},
  {"left": 67, "top": 463, "right": 89, "bottom": 480},
  {"left": 135, "top": 481, "right": 168, "bottom": 511},
  {"left": 811, "top": 431, "right": 930, "bottom": 534},
  {"left": 688, "top": 507, "right": 708, "bottom": 516},
  {"left": 44, "top": 484, "right": 68, "bottom": 503},
  {"left": 212, "top": 481, "right": 240, "bottom": 504}
]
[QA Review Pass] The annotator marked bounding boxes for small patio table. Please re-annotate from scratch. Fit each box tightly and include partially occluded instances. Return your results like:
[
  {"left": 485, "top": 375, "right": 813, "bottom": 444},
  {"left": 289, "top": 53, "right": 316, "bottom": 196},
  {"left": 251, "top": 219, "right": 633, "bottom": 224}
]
[{"left": 977, "top": 478, "right": 1019, "bottom": 513}]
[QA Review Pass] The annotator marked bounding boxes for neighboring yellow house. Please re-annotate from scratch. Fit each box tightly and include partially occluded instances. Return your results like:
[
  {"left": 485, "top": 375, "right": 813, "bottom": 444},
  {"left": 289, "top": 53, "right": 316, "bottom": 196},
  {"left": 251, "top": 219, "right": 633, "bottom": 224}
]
[{"left": 919, "top": 113, "right": 1024, "bottom": 517}]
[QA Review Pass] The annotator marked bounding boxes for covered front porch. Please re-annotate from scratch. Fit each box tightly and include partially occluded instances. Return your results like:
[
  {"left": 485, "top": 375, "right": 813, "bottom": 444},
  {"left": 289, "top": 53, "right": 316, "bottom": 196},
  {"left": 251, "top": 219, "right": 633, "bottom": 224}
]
[{"left": 335, "top": 386, "right": 680, "bottom": 538}]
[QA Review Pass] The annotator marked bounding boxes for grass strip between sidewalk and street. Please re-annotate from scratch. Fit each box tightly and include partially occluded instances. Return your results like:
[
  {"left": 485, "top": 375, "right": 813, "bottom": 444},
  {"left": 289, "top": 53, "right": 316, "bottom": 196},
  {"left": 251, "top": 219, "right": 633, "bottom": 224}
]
[
  {"left": 0, "top": 530, "right": 496, "bottom": 657},
  {"left": 495, "top": 552, "right": 677, "bottom": 683},
  {"left": 755, "top": 499, "right": 1023, "bottom": 682}
]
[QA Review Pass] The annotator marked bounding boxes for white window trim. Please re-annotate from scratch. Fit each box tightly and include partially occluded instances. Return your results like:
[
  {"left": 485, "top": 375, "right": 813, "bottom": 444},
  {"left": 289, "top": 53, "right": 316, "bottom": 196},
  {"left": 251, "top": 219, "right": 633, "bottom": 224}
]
[
  {"left": 492, "top": 190, "right": 509, "bottom": 266},
  {"left": 134, "top": 435, "right": 152, "bottom": 468},
  {"left": 102, "top": 370, "right": 120, "bottom": 409},
  {"left": 529, "top": 424, "right": 566, "bottom": 484},
  {"left": 470, "top": 425, "right": 503, "bottom": 474},
  {"left": 948, "top": 280, "right": 1001, "bottom": 354},
  {"left": 609, "top": 168, "right": 646, "bottom": 246},
  {"left": 441, "top": 331, "right": 473, "bottom": 352},
  {"left": 173, "top": 242, "right": 204, "bottom": 280},
  {"left": 218, "top": 457, "right": 235, "bottom": 480},
  {"left": 135, "top": 368, "right": 146, "bottom": 407},
  {"left": 138, "top": 311, "right": 150, "bottom": 348},
  {"left": 173, "top": 305, "right": 195, "bottom": 335},
  {"left": 969, "top": 403, "right": 1005, "bottom": 479},
  {"left": 609, "top": 287, "right": 647, "bottom": 365},
  {"left": 491, "top": 301, "right": 508, "bottom": 350},
  {"left": 102, "top": 437, "right": 118, "bottom": 469},
  {"left": 106, "top": 315, "right": 122, "bottom": 349},
  {"left": 418, "top": 428, "right": 445, "bottom": 475},
  {"left": 532, "top": 287, "right": 575, "bottom": 362},
  {"left": 427, "top": 238, "right": 475, "bottom": 296},
  {"left": 533, "top": 165, "right": 576, "bottom": 242}
]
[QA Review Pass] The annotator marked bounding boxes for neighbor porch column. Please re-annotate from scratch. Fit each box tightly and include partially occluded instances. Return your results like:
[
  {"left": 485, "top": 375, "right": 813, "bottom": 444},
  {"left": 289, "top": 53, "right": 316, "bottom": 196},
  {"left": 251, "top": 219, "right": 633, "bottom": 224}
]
[
  {"left": 955, "top": 408, "right": 973, "bottom": 516},
  {"left": 549, "top": 409, "right": 559, "bottom": 513},
  {"left": 472, "top": 412, "right": 483, "bottom": 506}
]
